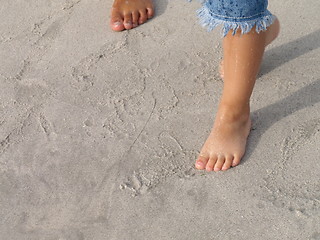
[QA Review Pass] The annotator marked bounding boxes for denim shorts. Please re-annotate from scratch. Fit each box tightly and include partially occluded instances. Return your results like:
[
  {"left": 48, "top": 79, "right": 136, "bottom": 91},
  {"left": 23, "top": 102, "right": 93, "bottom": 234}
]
[{"left": 197, "top": 0, "right": 276, "bottom": 37}]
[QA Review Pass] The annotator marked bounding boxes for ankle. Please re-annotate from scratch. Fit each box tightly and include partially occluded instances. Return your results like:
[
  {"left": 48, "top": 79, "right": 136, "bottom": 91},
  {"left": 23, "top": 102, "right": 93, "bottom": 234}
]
[{"left": 217, "top": 101, "right": 250, "bottom": 122}]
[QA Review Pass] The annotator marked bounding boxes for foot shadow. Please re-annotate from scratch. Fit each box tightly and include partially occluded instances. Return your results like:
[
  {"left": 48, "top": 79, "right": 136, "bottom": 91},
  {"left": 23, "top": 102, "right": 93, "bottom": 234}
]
[
  {"left": 244, "top": 78, "right": 320, "bottom": 162},
  {"left": 242, "top": 29, "right": 320, "bottom": 163},
  {"left": 261, "top": 29, "right": 320, "bottom": 75},
  {"left": 153, "top": 0, "right": 168, "bottom": 17}
]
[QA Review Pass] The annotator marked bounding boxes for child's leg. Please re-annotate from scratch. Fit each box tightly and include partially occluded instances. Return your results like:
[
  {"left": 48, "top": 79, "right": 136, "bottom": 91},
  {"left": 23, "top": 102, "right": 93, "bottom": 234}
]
[
  {"left": 220, "top": 19, "right": 280, "bottom": 79},
  {"left": 110, "top": 0, "right": 154, "bottom": 31},
  {"left": 195, "top": 19, "right": 280, "bottom": 172}
]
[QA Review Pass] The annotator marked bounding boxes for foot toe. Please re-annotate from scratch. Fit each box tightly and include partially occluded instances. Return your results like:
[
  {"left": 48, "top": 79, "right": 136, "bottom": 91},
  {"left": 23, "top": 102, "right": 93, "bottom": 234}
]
[
  {"left": 147, "top": 7, "right": 154, "bottom": 19},
  {"left": 110, "top": 12, "right": 125, "bottom": 31},
  {"left": 206, "top": 155, "right": 218, "bottom": 172},
  {"left": 232, "top": 155, "right": 241, "bottom": 167},
  {"left": 214, "top": 156, "right": 225, "bottom": 172},
  {"left": 123, "top": 13, "right": 133, "bottom": 29},
  {"left": 222, "top": 155, "right": 233, "bottom": 171},
  {"left": 139, "top": 9, "right": 148, "bottom": 24},
  {"left": 195, "top": 155, "right": 209, "bottom": 170},
  {"left": 132, "top": 11, "right": 139, "bottom": 28}
]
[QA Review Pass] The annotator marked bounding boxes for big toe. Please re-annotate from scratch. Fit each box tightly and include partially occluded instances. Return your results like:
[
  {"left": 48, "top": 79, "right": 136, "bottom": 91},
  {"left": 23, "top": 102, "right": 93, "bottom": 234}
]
[
  {"left": 195, "top": 155, "right": 209, "bottom": 170},
  {"left": 110, "top": 13, "right": 125, "bottom": 31}
]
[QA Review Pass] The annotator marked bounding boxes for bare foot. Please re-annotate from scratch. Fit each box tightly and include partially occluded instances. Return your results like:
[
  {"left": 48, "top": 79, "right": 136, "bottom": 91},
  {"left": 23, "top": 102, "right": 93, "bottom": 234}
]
[
  {"left": 219, "top": 18, "right": 280, "bottom": 79},
  {"left": 195, "top": 104, "right": 251, "bottom": 171},
  {"left": 195, "top": 18, "right": 280, "bottom": 172},
  {"left": 110, "top": 0, "right": 154, "bottom": 31}
]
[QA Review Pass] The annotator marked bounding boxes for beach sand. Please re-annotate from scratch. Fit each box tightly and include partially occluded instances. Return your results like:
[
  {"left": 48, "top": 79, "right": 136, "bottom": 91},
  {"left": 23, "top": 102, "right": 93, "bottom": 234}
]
[{"left": 1, "top": 0, "right": 320, "bottom": 239}]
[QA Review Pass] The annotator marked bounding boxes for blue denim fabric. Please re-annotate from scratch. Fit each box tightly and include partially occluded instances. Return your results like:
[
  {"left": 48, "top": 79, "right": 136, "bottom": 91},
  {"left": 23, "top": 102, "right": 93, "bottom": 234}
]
[{"left": 197, "top": 0, "right": 276, "bottom": 37}]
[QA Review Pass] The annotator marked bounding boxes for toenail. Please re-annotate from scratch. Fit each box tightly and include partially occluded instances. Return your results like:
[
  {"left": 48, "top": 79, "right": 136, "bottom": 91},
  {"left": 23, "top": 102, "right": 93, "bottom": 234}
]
[
  {"left": 206, "top": 166, "right": 213, "bottom": 171},
  {"left": 124, "top": 21, "right": 132, "bottom": 25},
  {"left": 113, "top": 21, "right": 122, "bottom": 26},
  {"left": 195, "top": 161, "right": 204, "bottom": 168}
]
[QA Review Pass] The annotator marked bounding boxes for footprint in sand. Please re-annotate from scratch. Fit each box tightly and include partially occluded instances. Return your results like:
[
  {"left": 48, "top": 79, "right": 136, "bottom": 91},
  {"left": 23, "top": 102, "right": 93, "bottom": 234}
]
[{"left": 263, "top": 118, "right": 320, "bottom": 217}]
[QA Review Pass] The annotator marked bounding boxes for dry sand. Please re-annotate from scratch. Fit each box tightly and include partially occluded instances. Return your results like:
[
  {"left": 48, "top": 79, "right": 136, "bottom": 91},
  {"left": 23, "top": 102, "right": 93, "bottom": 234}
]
[{"left": 1, "top": 0, "right": 320, "bottom": 239}]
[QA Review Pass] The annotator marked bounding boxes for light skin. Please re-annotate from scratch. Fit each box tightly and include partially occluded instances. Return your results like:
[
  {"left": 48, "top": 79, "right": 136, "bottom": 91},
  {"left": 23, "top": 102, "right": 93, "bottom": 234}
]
[
  {"left": 195, "top": 19, "right": 280, "bottom": 172},
  {"left": 109, "top": 0, "right": 280, "bottom": 172},
  {"left": 110, "top": 0, "right": 154, "bottom": 31}
]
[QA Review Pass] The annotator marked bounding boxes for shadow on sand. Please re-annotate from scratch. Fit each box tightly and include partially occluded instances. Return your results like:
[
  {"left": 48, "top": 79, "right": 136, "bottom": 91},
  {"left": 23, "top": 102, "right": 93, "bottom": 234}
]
[
  {"left": 262, "top": 29, "right": 320, "bottom": 75},
  {"left": 244, "top": 28, "right": 320, "bottom": 161},
  {"left": 247, "top": 79, "right": 320, "bottom": 160}
]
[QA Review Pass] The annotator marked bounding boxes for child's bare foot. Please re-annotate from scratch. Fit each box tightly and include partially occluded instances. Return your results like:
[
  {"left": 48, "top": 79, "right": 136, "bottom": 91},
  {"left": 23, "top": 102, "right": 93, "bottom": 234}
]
[
  {"left": 195, "top": 18, "right": 280, "bottom": 172},
  {"left": 195, "top": 103, "right": 251, "bottom": 171},
  {"left": 219, "top": 18, "right": 280, "bottom": 79},
  {"left": 110, "top": 0, "right": 154, "bottom": 31}
]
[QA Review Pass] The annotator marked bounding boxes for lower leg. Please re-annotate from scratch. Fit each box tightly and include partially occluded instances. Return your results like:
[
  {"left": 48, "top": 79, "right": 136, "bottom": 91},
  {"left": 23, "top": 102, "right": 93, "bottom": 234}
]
[
  {"left": 195, "top": 20, "right": 280, "bottom": 172},
  {"left": 220, "top": 18, "right": 280, "bottom": 78}
]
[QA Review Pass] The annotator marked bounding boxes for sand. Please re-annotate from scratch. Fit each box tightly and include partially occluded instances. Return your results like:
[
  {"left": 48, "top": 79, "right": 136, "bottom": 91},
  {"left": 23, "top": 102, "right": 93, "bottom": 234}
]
[{"left": 1, "top": 0, "right": 320, "bottom": 239}]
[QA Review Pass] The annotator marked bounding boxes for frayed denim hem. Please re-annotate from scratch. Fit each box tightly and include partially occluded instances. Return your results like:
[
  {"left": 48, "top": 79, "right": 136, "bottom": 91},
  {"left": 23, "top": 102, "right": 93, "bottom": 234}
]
[{"left": 197, "top": 6, "right": 276, "bottom": 37}]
